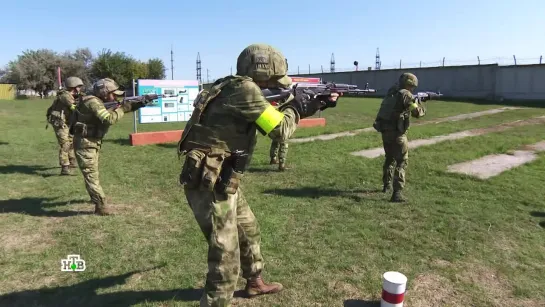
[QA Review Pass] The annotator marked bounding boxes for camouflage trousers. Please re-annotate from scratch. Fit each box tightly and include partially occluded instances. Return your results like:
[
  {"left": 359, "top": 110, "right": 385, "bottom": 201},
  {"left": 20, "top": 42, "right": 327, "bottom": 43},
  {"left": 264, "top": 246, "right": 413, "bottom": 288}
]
[
  {"left": 381, "top": 131, "right": 409, "bottom": 191},
  {"left": 184, "top": 186, "right": 264, "bottom": 307},
  {"left": 269, "top": 140, "right": 288, "bottom": 163},
  {"left": 53, "top": 124, "right": 76, "bottom": 167},
  {"left": 73, "top": 136, "right": 106, "bottom": 205}
]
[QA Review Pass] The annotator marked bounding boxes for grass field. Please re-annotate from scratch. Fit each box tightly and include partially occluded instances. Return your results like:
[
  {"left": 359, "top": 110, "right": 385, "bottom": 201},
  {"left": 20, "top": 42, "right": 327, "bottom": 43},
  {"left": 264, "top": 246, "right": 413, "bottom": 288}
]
[{"left": 1, "top": 97, "right": 545, "bottom": 307}]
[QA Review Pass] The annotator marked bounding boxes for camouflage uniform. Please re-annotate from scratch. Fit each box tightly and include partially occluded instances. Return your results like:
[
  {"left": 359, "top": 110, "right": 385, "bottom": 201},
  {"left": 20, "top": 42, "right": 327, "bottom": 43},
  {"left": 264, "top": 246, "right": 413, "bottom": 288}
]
[
  {"left": 269, "top": 140, "right": 288, "bottom": 169},
  {"left": 373, "top": 73, "right": 425, "bottom": 202},
  {"left": 178, "top": 44, "right": 336, "bottom": 307},
  {"left": 269, "top": 101, "right": 289, "bottom": 170},
  {"left": 46, "top": 77, "right": 83, "bottom": 175},
  {"left": 72, "top": 78, "right": 145, "bottom": 215}
]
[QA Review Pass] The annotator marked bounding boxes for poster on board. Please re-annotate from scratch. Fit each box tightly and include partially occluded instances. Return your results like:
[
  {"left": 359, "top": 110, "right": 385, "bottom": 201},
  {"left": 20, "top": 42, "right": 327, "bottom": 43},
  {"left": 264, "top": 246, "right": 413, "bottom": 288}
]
[{"left": 137, "top": 79, "right": 200, "bottom": 123}]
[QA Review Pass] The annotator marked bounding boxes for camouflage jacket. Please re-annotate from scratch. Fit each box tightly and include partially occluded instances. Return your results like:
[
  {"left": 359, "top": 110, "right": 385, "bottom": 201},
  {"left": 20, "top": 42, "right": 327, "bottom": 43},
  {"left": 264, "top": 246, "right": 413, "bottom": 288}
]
[
  {"left": 375, "top": 85, "right": 425, "bottom": 131},
  {"left": 178, "top": 75, "right": 299, "bottom": 156},
  {"left": 47, "top": 90, "right": 76, "bottom": 126},
  {"left": 73, "top": 95, "right": 126, "bottom": 139}
]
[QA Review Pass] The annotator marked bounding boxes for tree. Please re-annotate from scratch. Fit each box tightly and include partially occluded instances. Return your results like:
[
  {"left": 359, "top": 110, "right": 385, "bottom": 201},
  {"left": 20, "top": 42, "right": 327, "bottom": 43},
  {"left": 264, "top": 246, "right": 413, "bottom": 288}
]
[
  {"left": 59, "top": 48, "right": 94, "bottom": 89},
  {"left": 147, "top": 58, "right": 166, "bottom": 79},
  {"left": 2, "top": 49, "right": 60, "bottom": 97},
  {"left": 90, "top": 49, "right": 150, "bottom": 89}
]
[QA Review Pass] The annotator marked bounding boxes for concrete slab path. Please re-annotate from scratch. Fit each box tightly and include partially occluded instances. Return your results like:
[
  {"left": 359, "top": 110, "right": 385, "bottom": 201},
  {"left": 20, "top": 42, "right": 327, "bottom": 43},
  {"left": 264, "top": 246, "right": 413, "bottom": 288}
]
[
  {"left": 350, "top": 116, "right": 545, "bottom": 158},
  {"left": 447, "top": 141, "right": 545, "bottom": 179},
  {"left": 290, "top": 107, "right": 521, "bottom": 144}
]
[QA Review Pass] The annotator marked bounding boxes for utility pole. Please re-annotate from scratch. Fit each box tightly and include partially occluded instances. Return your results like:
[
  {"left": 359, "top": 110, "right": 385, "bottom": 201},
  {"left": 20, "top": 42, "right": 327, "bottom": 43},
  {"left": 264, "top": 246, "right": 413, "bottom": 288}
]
[
  {"left": 196, "top": 52, "right": 202, "bottom": 84},
  {"left": 170, "top": 45, "right": 174, "bottom": 80},
  {"left": 375, "top": 48, "right": 381, "bottom": 70},
  {"left": 330, "top": 53, "right": 335, "bottom": 73},
  {"left": 207, "top": 69, "right": 210, "bottom": 83}
]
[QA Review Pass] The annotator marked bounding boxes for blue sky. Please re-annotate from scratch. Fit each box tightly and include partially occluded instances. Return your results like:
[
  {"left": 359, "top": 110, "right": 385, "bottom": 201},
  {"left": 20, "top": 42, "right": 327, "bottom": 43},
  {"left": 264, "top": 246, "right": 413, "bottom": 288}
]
[{"left": 1, "top": 0, "right": 543, "bottom": 80}]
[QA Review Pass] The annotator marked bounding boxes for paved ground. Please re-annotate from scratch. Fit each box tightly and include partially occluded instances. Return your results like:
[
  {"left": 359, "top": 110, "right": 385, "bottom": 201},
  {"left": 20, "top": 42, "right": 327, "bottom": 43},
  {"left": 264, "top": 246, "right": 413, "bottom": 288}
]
[
  {"left": 447, "top": 141, "right": 545, "bottom": 179},
  {"left": 290, "top": 107, "right": 521, "bottom": 144},
  {"left": 350, "top": 116, "right": 545, "bottom": 158}
]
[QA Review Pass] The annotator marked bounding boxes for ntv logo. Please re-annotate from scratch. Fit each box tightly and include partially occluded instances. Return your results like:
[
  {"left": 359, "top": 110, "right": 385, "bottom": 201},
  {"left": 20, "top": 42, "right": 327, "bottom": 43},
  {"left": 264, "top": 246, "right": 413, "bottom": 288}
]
[{"left": 61, "top": 254, "right": 86, "bottom": 272}]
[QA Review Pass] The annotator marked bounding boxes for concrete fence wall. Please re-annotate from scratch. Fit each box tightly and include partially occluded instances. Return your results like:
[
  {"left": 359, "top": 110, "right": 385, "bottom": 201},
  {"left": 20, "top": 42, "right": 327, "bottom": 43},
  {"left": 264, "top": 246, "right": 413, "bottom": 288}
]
[
  {"left": 286, "top": 64, "right": 545, "bottom": 101},
  {"left": 204, "top": 64, "right": 545, "bottom": 101}
]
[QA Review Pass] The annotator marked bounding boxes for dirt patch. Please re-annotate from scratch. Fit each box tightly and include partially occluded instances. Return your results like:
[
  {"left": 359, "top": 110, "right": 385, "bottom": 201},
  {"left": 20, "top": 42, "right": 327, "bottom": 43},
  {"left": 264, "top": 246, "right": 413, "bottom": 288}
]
[
  {"left": 447, "top": 140, "right": 545, "bottom": 179},
  {"left": 0, "top": 217, "right": 60, "bottom": 253},
  {"left": 290, "top": 107, "right": 521, "bottom": 144},
  {"left": 327, "top": 280, "right": 361, "bottom": 297},
  {"left": 456, "top": 262, "right": 545, "bottom": 307},
  {"left": 351, "top": 116, "right": 545, "bottom": 158},
  {"left": 520, "top": 141, "right": 545, "bottom": 152},
  {"left": 405, "top": 273, "right": 465, "bottom": 307}
]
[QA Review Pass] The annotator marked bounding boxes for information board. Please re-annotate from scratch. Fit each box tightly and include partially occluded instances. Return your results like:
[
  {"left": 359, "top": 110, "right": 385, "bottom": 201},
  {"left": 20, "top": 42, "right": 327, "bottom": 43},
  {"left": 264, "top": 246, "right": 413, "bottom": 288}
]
[{"left": 137, "top": 79, "right": 200, "bottom": 123}]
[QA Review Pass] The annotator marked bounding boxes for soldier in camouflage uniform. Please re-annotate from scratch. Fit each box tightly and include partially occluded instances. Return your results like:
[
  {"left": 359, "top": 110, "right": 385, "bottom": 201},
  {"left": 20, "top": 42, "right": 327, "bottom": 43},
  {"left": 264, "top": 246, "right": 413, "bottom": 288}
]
[
  {"left": 177, "top": 43, "right": 339, "bottom": 307},
  {"left": 46, "top": 76, "right": 83, "bottom": 175},
  {"left": 269, "top": 98, "right": 289, "bottom": 171},
  {"left": 72, "top": 78, "right": 147, "bottom": 215},
  {"left": 269, "top": 140, "right": 288, "bottom": 171},
  {"left": 373, "top": 73, "right": 425, "bottom": 202}
]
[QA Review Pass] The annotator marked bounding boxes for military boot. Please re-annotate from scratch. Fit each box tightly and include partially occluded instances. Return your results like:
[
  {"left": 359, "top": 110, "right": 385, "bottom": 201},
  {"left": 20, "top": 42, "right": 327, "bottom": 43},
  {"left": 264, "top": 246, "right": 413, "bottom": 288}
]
[
  {"left": 390, "top": 190, "right": 406, "bottom": 203},
  {"left": 382, "top": 184, "right": 390, "bottom": 193},
  {"left": 244, "top": 274, "right": 283, "bottom": 298},
  {"left": 94, "top": 201, "right": 112, "bottom": 216},
  {"left": 278, "top": 162, "right": 287, "bottom": 171},
  {"left": 60, "top": 166, "right": 72, "bottom": 176},
  {"left": 270, "top": 157, "right": 278, "bottom": 164},
  {"left": 69, "top": 158, "right": 78, "bottom": 168}
]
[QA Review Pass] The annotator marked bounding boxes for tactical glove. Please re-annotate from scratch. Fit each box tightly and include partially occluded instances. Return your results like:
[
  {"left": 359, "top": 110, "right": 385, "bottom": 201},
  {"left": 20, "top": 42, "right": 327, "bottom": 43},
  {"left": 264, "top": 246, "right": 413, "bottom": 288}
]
[
  {"left": 281, "top": 88, "right": 324, "bottom": 119},
  {"left": 121, "top": 102, "right": 133, "bottom": 113},
  {"left": 121, "top": 101, "right": 145, "bottom": 113}
]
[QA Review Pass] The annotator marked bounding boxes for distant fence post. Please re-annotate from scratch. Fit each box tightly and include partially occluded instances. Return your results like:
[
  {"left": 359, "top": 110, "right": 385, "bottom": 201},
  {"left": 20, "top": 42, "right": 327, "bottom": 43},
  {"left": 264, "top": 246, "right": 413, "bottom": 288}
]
[
  {"left": 298, "top": 66, "right": 300, "bottom": 74},
  {"left": 308, "top": 64, "right": 310, "bottom": 74},
  {"left": 399, "top": 59, "right": 401, "bottom": 69},
  {"left": 442, "top": 57, "right": 445, "bottom": 66},
  {"left": 477, "top": 56, "right": 480, "bottom": 65},
  {"left": 419, "top": 61, "right": 422, "bottom": 68},
  {"left": 540, "top": 56, "right": 543, "bottom": 64},
  {"left": 513, "top": 55, "right": 517, "bottom": 65}
]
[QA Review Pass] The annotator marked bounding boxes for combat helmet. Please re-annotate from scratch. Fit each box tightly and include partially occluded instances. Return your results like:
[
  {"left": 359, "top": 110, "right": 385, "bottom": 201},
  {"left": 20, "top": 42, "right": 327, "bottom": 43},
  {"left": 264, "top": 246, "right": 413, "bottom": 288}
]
[
  {"left": 65, "top": 76, "right": 84, "bottom": 88},
  {"left": 236, "top": 44, "right": 292, "bottom": 88},
  {"left": 399, "top": 73, "right": 418, "bottom": 87},
  {"left": 93, "top": 78, "right": 125, "bottom": 98}
]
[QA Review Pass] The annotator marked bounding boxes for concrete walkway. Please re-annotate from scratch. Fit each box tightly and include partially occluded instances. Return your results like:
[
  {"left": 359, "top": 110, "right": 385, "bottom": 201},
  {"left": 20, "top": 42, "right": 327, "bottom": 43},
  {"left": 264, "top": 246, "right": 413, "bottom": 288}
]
[
  {"left": 290, "top": 107, "right": 521, "bottom": 144},
  {"left": 350, "top": 116, "right": 545, "bottom": 158},
  {"left": 447, "top": 141, "right": 545, "bottom": 179}
]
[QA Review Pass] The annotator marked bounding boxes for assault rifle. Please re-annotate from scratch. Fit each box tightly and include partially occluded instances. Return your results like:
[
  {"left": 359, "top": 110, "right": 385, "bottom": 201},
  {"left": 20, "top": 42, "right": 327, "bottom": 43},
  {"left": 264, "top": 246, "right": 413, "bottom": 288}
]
[
  {"left": 261, "top": 82, "right": 356, "bottom": 109},
  {"left": 103, "top": 93, "right": 161, "bottom": 110},
  {"left": 415, "top": 91, "right": 443, "bottom": 102}
]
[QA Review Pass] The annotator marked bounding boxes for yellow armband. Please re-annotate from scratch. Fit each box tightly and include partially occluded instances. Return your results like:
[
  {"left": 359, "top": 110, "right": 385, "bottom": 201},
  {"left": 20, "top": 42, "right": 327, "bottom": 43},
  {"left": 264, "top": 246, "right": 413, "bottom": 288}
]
[{"left": 255, "top": 105, "right": 284, "bottom": 135}]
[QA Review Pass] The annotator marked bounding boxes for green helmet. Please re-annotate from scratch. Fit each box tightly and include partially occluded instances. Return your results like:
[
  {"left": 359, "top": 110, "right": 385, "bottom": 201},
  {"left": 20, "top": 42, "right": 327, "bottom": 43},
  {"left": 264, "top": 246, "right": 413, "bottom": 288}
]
[
  {"left": 399, "top": 73, "right": 418, "bottom": 87},
  {"left": 236, "top": 44, "right": 291, "bottom": 88},
  {"left": 93, "top": 78, "right": 125, "bottom": 98},
  {"left": 65, "top": 76, "right": 84, "bottom": 88}
]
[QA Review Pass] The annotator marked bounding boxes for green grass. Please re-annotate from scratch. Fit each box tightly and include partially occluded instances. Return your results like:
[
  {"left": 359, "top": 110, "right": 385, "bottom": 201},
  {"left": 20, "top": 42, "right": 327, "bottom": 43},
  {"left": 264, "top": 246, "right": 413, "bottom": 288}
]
[{"left": 1, "top": 98, "right": 545, "bottom": 307}]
